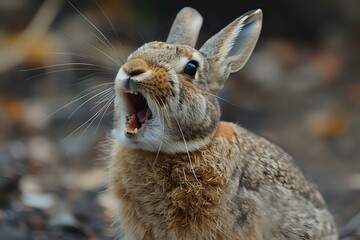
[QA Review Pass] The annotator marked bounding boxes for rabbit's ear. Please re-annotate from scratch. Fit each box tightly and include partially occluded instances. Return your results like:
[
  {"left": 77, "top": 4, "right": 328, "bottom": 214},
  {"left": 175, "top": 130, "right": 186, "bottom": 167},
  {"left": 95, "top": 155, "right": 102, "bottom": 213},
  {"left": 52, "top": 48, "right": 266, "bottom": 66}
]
[
  {"left": 199, "top": 9, "right": 262, "bottom": 92},
  {"left": 166, "top": 7, "right": 203, "bottom": 47}
]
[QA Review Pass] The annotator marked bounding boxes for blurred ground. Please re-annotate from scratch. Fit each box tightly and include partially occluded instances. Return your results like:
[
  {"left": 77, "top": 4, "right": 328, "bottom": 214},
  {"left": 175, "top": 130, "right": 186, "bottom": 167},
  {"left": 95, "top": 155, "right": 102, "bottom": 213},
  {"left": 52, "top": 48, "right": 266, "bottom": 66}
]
[{"left": 0, "top": 0, "right": 359, "bottom": 239}]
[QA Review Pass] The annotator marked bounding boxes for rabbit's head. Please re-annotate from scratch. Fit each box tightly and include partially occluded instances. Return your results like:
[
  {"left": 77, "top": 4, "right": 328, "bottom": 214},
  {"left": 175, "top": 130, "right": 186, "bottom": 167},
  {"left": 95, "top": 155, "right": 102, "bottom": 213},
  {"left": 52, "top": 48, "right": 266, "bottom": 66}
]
[{"left": 114, "top": 7, "right": 262, "bottom": 153}]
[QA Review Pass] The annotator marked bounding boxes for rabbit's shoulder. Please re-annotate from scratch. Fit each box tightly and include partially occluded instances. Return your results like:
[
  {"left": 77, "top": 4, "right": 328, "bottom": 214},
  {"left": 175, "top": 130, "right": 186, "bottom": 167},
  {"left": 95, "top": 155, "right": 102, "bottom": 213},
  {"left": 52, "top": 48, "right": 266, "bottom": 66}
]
[{"left": 217, "top": 122, "right": 326, "bottom": 209}]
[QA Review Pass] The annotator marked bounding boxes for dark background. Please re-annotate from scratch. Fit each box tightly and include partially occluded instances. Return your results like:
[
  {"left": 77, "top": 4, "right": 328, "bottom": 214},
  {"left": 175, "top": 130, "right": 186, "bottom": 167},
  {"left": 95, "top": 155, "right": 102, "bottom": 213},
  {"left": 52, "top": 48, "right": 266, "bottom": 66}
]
[{"left": 0, "top": 0, "right": 359, "bottom": 239}]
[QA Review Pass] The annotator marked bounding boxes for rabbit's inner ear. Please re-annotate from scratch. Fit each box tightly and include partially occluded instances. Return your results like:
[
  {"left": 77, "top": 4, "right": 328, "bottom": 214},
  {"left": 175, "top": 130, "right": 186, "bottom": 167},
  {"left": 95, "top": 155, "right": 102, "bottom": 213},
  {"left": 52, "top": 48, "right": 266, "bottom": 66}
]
[
  {"left": 225, "top": 11, "right": 262, "bottom": 72},
  {"left": 199, "top": 9, "right": 262, "bottom": 92},
  {"left": 166, "top": 7, "right": 203, "bottom": 47}
]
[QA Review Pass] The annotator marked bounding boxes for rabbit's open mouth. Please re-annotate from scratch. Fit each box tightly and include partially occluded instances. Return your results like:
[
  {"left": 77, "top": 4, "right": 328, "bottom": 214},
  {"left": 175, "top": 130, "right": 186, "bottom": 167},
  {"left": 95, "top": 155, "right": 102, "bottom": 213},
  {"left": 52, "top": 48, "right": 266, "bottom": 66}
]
[{"left": 124, "top": 91, "right": 152, "bottom": 136}]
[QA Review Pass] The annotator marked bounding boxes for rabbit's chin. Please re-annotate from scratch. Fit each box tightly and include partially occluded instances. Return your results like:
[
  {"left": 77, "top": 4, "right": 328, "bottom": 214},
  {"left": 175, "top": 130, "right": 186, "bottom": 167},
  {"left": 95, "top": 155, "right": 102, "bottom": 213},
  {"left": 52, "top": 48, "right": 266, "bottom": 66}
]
[
  {"left": 117, "top": 116, "right": 165, "bottom": 152},
  {"left": 116, "top": 115, "right": 214, "bottom": 154}
]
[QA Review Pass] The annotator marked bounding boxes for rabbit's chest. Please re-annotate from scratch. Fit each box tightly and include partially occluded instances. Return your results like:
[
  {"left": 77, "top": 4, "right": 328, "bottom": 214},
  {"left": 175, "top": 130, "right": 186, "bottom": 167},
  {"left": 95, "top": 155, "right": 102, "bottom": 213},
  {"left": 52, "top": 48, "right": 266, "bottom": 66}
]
[{"left": 111, "top": 148, "right": 229, "bottom": 235}]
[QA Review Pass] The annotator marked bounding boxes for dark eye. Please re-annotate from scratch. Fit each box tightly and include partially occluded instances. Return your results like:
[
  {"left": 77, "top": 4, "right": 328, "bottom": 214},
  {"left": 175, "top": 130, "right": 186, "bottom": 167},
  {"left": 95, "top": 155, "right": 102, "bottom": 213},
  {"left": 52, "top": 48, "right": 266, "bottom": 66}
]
[{"left": 183, "top": 61, "right": 198, "bottom": 78}]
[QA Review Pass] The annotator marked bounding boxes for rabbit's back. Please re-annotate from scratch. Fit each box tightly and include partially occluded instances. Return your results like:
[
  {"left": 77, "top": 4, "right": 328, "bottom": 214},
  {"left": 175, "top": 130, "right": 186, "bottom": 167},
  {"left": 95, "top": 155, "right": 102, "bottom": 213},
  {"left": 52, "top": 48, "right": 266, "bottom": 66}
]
[
  {"left": 109, "top": 122, "right": 337, "bottom": 239},
  {"left": 220, "top": 122, "right": 338, "bottom": 239}
]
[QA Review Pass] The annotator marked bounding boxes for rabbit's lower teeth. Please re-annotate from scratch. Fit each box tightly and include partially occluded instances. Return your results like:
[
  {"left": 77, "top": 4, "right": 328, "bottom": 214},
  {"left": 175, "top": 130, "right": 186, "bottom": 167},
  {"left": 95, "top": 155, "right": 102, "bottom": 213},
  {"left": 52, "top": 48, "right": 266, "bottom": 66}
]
[
  {"left": 124, "top": 92, "right": 152, "bottom": 136},
  {"left": 126, "top": 127, "right": 138, "bottom": 135},
  {"left": 125, "top": 114, "right": 139, "bottom": 134}
]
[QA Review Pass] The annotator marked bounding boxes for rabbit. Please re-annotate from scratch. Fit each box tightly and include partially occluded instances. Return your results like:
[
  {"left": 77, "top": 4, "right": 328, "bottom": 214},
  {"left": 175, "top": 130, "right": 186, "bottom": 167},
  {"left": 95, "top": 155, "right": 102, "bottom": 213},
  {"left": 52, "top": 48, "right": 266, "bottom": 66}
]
[{"left": 108, "top": 7, "right": 338, "bottom": 240}]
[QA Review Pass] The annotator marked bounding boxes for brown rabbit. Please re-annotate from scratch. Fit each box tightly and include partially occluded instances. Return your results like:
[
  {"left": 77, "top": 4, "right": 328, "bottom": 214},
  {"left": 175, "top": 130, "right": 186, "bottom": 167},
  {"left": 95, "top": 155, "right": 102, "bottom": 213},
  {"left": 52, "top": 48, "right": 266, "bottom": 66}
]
[{"left": 108, "top": 7, "right": 338, "bottom": 239}]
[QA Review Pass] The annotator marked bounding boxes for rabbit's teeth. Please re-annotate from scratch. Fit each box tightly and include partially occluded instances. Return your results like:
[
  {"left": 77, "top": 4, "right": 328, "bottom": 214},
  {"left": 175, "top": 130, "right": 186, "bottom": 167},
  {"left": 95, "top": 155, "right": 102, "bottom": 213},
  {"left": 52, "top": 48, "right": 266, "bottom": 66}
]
[
  {"left": 125, "top": 127, "right": 139, "bottom": 135},
  {"left": 125, "top": 114, "right": 139, "bottom": 134},
  {"left": 124, "top": 89, "right": 139, "bottom": 95}
]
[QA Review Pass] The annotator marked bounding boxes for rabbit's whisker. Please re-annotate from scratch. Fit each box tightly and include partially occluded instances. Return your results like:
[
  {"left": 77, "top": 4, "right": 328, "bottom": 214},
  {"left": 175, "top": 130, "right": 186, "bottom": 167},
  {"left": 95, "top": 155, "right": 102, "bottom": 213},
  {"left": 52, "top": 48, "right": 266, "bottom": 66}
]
[
  {"left": 65, "top": 86, "right": 114, "bottom": 126},
  {"left": 201, "top": 54, "right": 253, "bottom": 61},
  {"left": 22, "top": 62, "right": 116, "bottom": 73},
  {"left": 151, "top": 99, "right": 165, "bottom": 172},
  {"left": 74, "top": 82, "right": 114, "bottom": 97},
  {"left": 95, "top": 0, "right": 127, "bottom": 63},
  {"left": 94, "top": 94, "right": 115, "bottom": 132},
  {"left": 71, "top": 74, "right": 114, "bottom": 87},
  {"left": 116, "top": 13, "right": 146, "bottom": 45},
  {"left": 174, "top": 117, "right": 200, "bottom": 184},
  {"left": 200, "top": 89, "right": 239, "bottom": 108},
  {"left": 24, "top": 68, "right": 111, "bottom": 81},
  {"left": 200, "top": 89, "right": 261, "bottom": 120},
  {"left": 92, "top": 90, "right": 115, "bottom": 108},
  {"left": 42, "top": 82, "right": 114, "bottom": 123},
  {"left": 64, "top": 87, "right": 114, "bottom": 141},
  {"left": 38, "top": 51, "right": 115, "bottom": 67},
  {"left": 58, "top": 30, "right": 121, "bottom": 66},
  {"left": 86, "top": 29, "right": 124, "bottom": 65},
  {"left": 67, "top": 0, "right": 122, "bottom": 64}
]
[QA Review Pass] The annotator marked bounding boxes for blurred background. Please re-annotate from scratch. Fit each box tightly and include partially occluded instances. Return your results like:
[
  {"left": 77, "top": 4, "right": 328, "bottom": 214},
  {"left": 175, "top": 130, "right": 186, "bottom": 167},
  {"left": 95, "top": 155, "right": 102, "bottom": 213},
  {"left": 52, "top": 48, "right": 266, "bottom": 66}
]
[{"left": 0, "top": 0, "right": 359, "bottom": 239}]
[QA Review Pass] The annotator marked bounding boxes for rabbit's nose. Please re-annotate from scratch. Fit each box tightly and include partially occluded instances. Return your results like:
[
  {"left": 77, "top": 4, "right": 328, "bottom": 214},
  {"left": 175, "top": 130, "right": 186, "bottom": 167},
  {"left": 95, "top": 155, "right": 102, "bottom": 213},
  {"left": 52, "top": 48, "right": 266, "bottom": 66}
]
[{"left": 122, "top": 58, "right": 149, "bottom": 77}]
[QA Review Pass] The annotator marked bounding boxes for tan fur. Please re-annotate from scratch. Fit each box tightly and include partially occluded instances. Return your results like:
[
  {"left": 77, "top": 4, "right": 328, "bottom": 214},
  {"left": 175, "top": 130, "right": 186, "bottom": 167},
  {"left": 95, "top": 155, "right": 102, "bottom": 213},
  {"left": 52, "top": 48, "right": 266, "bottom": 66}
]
[
  {"left": 122, "top": 58, "right": 150, "bottom": 75},
  {"left": 109, "top": 7, "right": 338, "bottom": 240},
  {"left": 139, "top": 67, "right": 173, "bottom": 102},
  {"left": 110, "top": 122, "right": 337, "bottom": 239},
  {"left": 121, "top": 59, "right": 174, "bottom": 102},
  {"left": 217, "top": 121, "right": 235, "bottom": 138},
  {"left": 180, "top": 79, "right": 196, "bottom": 91}
]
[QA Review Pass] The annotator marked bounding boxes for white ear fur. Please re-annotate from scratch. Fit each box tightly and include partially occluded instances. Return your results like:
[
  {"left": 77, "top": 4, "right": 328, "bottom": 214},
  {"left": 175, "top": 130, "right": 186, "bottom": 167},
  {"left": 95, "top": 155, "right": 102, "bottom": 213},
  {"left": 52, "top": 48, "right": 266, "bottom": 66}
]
[
  {"left": 166, "top": 7, "right": 203, "bottom": 47},
  {"left": 199, "top": 9, "right": 262, "bottom": 92}
]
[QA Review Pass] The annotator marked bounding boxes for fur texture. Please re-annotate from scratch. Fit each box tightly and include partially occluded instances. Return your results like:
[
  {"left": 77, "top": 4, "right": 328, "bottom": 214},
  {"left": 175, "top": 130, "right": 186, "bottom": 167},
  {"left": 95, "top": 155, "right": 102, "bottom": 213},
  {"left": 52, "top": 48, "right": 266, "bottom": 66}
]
[
  {"left": 108, "top": 7, "right": 338, "bottom": 240},
  {"left": 109, "top": 123, "right": 337, "bottom": 239}
]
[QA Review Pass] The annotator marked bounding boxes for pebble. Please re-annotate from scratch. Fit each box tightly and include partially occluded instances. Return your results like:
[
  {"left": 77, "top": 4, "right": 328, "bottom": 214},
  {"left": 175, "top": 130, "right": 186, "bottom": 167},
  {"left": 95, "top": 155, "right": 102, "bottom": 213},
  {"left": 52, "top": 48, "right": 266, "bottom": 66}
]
[{"left": 21, "top": 192, "right": 55, "bottom": 210}]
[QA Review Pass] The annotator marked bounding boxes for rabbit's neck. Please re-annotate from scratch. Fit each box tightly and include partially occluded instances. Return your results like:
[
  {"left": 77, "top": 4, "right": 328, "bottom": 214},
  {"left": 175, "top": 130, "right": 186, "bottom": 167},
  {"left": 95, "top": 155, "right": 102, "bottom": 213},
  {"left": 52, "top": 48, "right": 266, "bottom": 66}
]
[{"left": 109, "top": 122, "right": 242, "bottom": 238}]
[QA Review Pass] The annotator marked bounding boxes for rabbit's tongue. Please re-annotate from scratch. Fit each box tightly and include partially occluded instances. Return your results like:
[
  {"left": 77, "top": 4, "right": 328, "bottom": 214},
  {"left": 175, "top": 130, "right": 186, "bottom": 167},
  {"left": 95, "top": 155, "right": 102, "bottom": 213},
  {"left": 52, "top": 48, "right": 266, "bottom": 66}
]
[
  {"left": 127, "top": 114, "right": 139, "bottom": 130},
  {"left": 137, "top": 108, "right": 151, "bottom": 124},
  {"left": 125, "top": 109, "right": 151, "bottom": 135}
]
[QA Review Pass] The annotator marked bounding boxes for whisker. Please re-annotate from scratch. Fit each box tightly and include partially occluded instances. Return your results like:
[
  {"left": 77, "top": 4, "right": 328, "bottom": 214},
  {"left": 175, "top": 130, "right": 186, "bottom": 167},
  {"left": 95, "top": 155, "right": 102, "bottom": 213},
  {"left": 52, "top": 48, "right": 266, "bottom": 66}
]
[
  {"left": 199, "top": 89, "right": 261, "bottom": 120},
  {"left": 71, "top": 73, "right": 115, "bottom": 86},
  {"left": 95, "top": 94, "right": 115, "bottom": 132},
  {"left": 67, "top": 0, "right": 122, "bottom": 63},
  {"left": 90, "top": 88, "right": 115, "bottom": 110},
  {"left": 64, "top": 88, "right": 115, "bottom": 141},
  {"left": 42, "top": 83, "right": 114, "bottom": 122},
  {"left": 174, "top": 117, "right": 200, "bottom": 184},
  {"left": 65, "top": 101, "right": 108, "bottom": 141},
  {"left": 24, "top": 68, "right": 112, "bottom": 81},
  {"left": 75, "top": 38, "right": 120, "bottom": 67},
  {"left": 38, "top": 51, "right": 114, "bottom": 66},
  {"left": 86, "top": 29, "right": 124, "bottom": 65},
  {"left": 64, "top": 86, "right": 114, "bottom": 126},
  {"left": 73, "top": 84, "right": 114, "bottom": 105},
  {"left": 57, "top": 29, "right": 121, "bottom": 66},
  {"left": 75, "top": 82, "right": 114, "bottom": 100},
  {"left": 151, "top": 99, "right": 166, "bottom": 171},
  {"left": 22, "top": 62, "right": 116, "bottom": 73},
  {"left": 112, "top": 27, "right": 144, "bottom": 46},
  {"left": 95, "top": 0, "right": 126, "bottom": 62},
  {"left": 121, "top": 19, "right": 146, "bottom": 45},
  {"left": 199, "top": 89, "right": 239, "bottom": 108}
]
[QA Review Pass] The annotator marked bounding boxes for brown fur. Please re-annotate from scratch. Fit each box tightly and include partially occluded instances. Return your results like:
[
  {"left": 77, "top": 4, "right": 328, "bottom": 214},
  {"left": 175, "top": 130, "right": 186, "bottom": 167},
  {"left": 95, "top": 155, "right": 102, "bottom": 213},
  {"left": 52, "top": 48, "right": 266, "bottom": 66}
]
[
  {"left": 109, "top": 7, "right": 338, "bottom": 240},
  {"left": 139, "top": 67, "right": 173, "bottom": 102},
  {"left": 121, "top": 59, "right": 173, "bottom": 102},
  {"left": 122, "top": 58, "right": 150, "bottom": 75},
  {"left": 109, "top": 123, "right": 336, "bottom": 239}
]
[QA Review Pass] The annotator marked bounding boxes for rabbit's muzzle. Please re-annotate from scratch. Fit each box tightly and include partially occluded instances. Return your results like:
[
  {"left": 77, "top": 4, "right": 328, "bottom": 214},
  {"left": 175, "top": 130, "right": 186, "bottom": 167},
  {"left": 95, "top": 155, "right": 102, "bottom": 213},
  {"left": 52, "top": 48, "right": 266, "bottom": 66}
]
[
  {"left": 120, "top": 58, "right": 174, "bottom": 102},
  {"left": 116, "top": 58, "right": 174, "bottom": 137}
]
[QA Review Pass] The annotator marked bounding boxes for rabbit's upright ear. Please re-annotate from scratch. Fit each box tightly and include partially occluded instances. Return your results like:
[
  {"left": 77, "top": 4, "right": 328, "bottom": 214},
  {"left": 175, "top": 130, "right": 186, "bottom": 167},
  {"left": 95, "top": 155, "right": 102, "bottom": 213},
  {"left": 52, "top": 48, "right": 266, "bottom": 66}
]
[
  {"left": 199, "top": 9, "right": 262, "bottom": 92},
  {"left": 166, "top": 7, "right": 203, "bottom": 47}
]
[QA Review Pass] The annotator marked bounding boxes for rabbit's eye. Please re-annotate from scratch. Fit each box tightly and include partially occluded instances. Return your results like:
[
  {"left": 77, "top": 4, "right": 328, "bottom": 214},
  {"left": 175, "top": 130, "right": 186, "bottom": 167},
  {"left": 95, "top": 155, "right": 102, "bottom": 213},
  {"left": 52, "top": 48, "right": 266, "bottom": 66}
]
[{"left": 183, "top": 61, "right": 198, "bottom": 78}]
